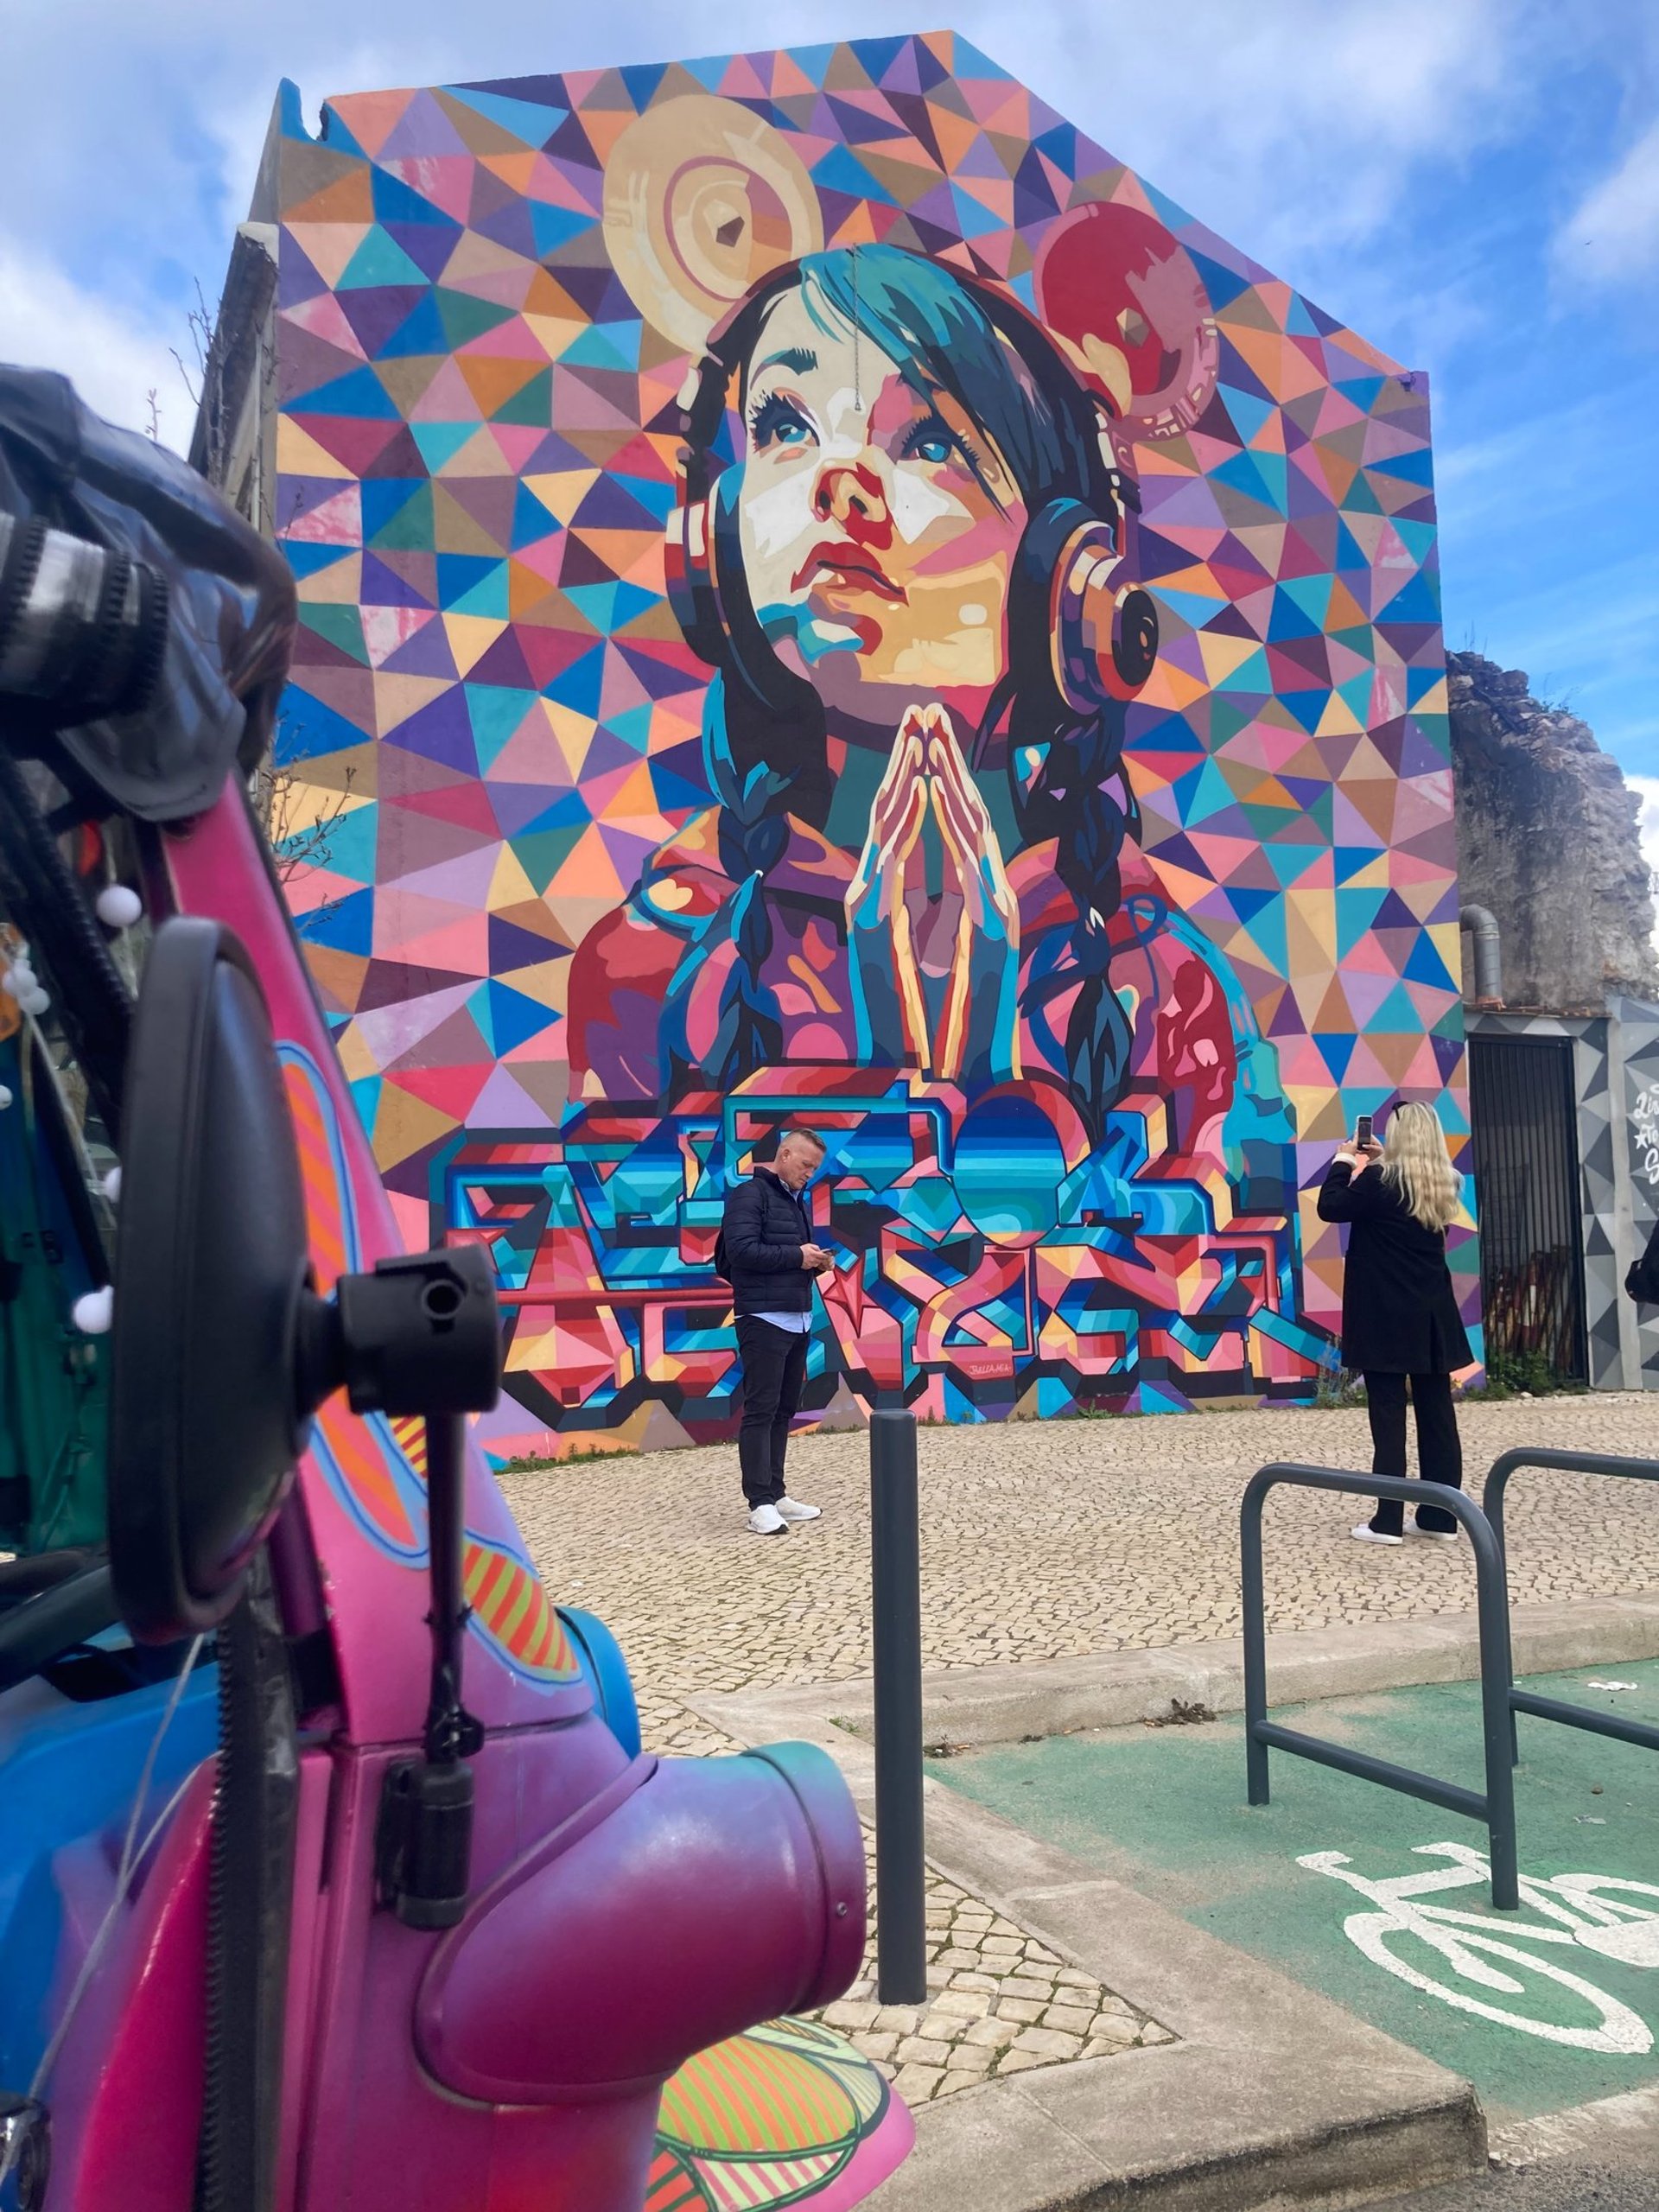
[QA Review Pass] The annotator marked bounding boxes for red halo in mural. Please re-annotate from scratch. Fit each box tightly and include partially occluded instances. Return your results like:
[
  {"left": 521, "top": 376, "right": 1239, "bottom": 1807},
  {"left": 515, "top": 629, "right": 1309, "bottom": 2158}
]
[{"left": 1034, "top": 202, "right": 1219, "bottom": 446}]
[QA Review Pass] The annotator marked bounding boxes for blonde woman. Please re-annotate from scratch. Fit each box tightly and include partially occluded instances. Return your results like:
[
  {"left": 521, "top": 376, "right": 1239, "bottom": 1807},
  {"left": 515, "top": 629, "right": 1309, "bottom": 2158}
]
[{"left": 1318, "top": 1103, "right": 1471, "bottom": 1546}]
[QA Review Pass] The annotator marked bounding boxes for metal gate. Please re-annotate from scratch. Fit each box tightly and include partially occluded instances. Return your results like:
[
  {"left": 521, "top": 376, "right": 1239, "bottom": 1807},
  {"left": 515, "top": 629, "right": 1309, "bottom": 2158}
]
[{"left": 1467, "top": 1035, "right": 1587, "bottom": 1384}]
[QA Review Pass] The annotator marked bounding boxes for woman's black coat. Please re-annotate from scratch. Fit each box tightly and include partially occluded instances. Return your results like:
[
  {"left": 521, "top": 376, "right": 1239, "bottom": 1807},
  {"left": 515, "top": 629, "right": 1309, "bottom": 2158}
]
[{"left": 1317, "top": 1160, "right": 1472, "bottom": 1375}]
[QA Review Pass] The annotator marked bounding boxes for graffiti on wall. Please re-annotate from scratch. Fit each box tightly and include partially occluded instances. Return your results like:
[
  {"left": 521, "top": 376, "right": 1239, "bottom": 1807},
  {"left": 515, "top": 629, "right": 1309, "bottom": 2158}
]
[
  {"left": 1631, "top": 1082, "right": 1659, "bottom": 1192},
  {"left": 271, "top": 33, "right": 1471, "bottom": 1454}
]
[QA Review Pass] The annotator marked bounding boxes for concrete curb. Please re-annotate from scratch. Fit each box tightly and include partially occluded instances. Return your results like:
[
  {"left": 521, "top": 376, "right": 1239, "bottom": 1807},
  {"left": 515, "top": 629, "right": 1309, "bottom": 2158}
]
[
  {"left": 870, "top": 1796, "right": 1484, "bottom": 2212},
  {"left": 699, "top": 1595, "right": 1659, "bottom": 1756},
  {"left": 1491, "top": 2081, "right": 1659, "bottom": 2170},
  {"left": 691, "top": 1675, "right": 1495, "bottom": 2209}
]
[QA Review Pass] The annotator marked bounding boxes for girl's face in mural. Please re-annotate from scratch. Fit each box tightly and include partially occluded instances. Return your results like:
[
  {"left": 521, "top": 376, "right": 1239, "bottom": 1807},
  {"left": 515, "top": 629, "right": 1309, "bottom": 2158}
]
[{"left": 734, "top": 288, "right": 1027, "bottom": 734}]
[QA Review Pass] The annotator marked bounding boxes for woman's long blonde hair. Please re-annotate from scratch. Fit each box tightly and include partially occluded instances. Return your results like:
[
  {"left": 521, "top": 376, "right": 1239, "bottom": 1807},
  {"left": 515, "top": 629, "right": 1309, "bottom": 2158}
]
[{"left": 1380, "top": 1101, "right": 1461, "bottom": 1232}]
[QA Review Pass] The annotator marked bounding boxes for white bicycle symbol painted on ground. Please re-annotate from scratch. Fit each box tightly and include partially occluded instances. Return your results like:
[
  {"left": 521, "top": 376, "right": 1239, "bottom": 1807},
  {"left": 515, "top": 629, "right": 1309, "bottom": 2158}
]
[{"left": 1300, "top": 1842, "right": 1659, "bottom": 2053}]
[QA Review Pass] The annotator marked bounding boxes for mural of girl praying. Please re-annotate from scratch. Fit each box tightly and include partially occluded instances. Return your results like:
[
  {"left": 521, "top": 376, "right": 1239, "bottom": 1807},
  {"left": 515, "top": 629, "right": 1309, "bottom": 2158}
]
[{"left": 561, "top": 112, "right": 1322, "bottom": 1416}]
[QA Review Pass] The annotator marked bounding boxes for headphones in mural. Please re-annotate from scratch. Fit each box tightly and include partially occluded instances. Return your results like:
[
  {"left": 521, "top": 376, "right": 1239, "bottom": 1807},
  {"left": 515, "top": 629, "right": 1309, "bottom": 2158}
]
[{"left": 601, "top": 94, "right": 1219, "bottom": 721}]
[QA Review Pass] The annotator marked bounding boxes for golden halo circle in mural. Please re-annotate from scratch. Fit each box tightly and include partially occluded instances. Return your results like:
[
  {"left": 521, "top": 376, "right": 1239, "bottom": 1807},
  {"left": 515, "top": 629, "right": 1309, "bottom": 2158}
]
[{"left": 602, "top": 95, "right": 823, "bottom": 353}]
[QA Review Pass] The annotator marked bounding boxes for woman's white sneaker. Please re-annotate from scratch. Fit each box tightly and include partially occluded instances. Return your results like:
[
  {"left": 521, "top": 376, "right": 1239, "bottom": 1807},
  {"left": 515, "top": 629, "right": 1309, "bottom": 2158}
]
[
  {"left": 1350, "top": 1522, "right": 1403, "bottom": 1546},
  {"left": 748, "top": 1503, "right": 789, "bottom": 1535},
  {"left": 1408, "top": 1522, "right": 1459, "bottom": 1541},
  {"left": 777, "top": 1496, "right": 821, "bottom": 1523}
]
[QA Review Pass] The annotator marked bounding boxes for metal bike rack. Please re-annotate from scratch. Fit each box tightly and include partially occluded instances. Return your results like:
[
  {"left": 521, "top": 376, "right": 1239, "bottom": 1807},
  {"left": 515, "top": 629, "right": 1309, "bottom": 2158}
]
[
  {"left": 1242, "top": 1463, "right": 1518, "bottom": 1908},
  {"left": 1484, "top": 1446, "right": 1659, "bottom": 1760}
]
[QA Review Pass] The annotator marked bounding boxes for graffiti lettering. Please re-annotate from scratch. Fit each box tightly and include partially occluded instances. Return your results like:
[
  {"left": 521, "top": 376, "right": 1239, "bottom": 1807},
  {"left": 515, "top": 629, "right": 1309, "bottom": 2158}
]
[{"left": 1632, "top": 1084, "right": 1659, "bottom": 1188}]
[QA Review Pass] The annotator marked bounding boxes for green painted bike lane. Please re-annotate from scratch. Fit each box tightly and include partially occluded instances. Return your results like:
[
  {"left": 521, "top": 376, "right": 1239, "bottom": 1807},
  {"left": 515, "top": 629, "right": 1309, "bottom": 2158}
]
[{"left": 936, "top": 1658, "right": 1659, "bottom": 2123}]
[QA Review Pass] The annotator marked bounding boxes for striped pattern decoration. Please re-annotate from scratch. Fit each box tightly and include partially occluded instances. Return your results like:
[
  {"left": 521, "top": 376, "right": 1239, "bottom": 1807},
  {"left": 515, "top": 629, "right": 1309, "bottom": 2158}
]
[
  {"left": 757, "top": 2020, "right": 888, "bottom": 2129},
  {"left": 461, "top": 1530, "right": 578, "bottom": 1683},
  {"left": 658, "top": 2028, "right": 861, "bottom": 2160},
  {"left": 308, "top": 1402, "right": 424, "bottom": 1557},
  {"left": 283, "top": 1048, "right": 422, "bottom": 1554},
  {"left": 278, "top": 1045, "right": 578, "bottom": 1685},
  {"left": 695, "top": 2151, "right": 842, "bottom": 2211},
  {"left": 648, "top": 2019, "right": 899, "bottom": 2209},
  {"left": 280, "top": 1048, "right": 359, "bottom": 1287},
  {"left": 645, "top": 2152, "right": 715, "bottom": 2212}
]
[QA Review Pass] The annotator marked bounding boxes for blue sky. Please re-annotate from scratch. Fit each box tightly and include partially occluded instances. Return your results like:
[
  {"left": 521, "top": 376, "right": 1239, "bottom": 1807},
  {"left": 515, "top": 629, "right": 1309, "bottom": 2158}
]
[{"left": 4, "top": 1, "right": 1656, "bottom": 815}]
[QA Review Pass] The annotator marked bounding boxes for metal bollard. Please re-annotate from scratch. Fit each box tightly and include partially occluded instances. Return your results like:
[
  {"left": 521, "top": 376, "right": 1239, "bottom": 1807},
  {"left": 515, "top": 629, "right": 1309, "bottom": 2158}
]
[{"left": 869, "top": 1408, "right": 926, "bottom": 2005}]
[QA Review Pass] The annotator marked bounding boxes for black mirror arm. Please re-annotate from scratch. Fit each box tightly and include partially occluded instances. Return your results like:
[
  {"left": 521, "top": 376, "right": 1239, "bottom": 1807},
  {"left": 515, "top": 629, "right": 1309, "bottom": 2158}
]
[
  {"left": 296, "top": 1243, "right": 499, "bottom": 1934},
  {"left": 420, "top": 1411, "right": 482, "bottom": 1769},
  {"left": 292, "top": 1243, "right": 499, "bottom": 1769}
]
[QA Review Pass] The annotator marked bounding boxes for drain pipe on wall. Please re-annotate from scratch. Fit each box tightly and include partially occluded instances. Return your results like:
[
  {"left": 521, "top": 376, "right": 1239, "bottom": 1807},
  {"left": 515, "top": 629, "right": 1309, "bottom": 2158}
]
[{"left": 1461, "top": 906, "right": 1503, "bottom": 1007}]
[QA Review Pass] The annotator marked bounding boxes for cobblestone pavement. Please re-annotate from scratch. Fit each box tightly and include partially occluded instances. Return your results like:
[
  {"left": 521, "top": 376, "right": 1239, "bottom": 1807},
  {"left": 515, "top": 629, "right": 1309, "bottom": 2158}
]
[
  {"left": 506, "top": 1394, "right": 1659, "bottom": 1755},
  {"left": 823, "top": 1855, "right": 1167, "bottom": 2106},
  {"left": 505, "top": 1392, "right": 1659, "bottom": 2097}
]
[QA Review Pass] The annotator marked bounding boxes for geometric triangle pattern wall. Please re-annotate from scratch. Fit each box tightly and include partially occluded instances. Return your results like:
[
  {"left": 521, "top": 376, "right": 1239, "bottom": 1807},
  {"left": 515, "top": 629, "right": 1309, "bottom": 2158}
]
[{"left": 270, "top": 30, "right": 1473, "bottom": 1457}]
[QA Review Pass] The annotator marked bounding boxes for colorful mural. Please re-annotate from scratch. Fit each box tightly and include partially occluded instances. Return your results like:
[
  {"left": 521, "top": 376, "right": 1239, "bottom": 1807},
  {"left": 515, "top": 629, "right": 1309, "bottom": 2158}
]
[{"left": 269, "top": 31, "right": 1472, "bottom": 1457}]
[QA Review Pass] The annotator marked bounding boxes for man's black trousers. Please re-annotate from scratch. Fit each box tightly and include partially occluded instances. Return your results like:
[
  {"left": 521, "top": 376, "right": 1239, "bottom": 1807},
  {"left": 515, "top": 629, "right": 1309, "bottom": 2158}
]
[{"left": 736, "top": 1315, "right": 809, "bottom": 1505}]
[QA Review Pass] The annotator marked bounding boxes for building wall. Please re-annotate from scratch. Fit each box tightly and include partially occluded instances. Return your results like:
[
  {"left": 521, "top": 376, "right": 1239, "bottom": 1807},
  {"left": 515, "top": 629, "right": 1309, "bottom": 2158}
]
[
  {"left": 266, "top": 31, "right": 1469, "bottom": 1458},
  {"left": 1613, "top": 994, "right": 1659, "bottom": 1389},
  {"left": 1468, "top": 996, "right": 1659, "bottom": 1392}
]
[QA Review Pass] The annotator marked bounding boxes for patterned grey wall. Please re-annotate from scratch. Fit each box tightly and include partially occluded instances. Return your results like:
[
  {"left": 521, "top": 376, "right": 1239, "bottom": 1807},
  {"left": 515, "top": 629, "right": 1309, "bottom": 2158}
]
[
  {"left": 1466, "top": 1000, "right": 1659, "bottom": 1392},
  {"left": 1609, "top": 995, "right": 1659, "bottom": 1388}
]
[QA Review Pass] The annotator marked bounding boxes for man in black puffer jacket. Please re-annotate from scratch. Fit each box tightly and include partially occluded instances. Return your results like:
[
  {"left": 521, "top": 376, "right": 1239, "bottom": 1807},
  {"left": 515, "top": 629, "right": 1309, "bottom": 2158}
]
[{"left": 719, "top": 1128, "right": 831, "bottom": 1535}]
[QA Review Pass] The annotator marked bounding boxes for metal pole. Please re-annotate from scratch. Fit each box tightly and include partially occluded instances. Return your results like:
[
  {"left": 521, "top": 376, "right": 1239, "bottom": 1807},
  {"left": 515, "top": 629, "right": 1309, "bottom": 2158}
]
[
  {"left": 1241, "top": 1472, "right": 1270, "bottom": 1806},
  {"left": 423, "top": 1409, "right": 470, "bottom": 1764},
  {"left": 1485, "top": 1457, "right": 1522, "bottom": 1766},
  {"left": 1467, "top": 1497, "right": 1520, "bottom": 1910},
  {"left": 870, "top": 1407, "right": 926, "bottom": 2005}
]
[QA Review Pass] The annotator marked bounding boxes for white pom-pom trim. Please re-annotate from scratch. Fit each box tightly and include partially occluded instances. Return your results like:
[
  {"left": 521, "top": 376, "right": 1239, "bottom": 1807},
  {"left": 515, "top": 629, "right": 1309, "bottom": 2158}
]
[
  {"left": 96, "top": 884, "right": 143, "bottom": 929},
  {"left": 73, "top": 1286, "right": 115, "bottom": 1335}
]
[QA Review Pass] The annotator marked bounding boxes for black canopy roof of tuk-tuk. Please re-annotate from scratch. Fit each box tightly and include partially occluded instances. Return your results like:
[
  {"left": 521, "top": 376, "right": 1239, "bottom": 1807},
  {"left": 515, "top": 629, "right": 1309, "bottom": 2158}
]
[{"left": 0, "top": 364, "right": 296, "bottom": 824}]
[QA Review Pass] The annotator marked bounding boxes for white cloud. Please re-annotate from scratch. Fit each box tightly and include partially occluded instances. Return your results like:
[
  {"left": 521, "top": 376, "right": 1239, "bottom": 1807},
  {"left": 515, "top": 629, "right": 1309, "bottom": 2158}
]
[
  {"left": 0, "top": 3, "right": 1620, "bottom": 466},
  {"left": 1554, "top": 120, "right": 1659, "bottom": 289},
  {"left": 1050, "top": 0, "right": 1535, "bottom": 270},
  {"left": 0, "top": 0, "right": 1556, "bottom": 286},
  {"left": 0, "top": 237, "right": 193, "bottom": 451}
]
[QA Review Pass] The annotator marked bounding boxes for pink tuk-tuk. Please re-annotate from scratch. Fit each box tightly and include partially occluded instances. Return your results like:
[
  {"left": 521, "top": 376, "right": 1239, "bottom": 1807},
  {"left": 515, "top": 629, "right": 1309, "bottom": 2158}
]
[{"left": 0, "top": 365, "right": 911, "bottom": 2210}]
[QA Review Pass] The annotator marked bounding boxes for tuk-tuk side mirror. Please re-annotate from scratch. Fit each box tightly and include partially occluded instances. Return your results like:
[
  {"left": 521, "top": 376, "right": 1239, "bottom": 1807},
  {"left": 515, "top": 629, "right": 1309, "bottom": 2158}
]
[
  {"left": 107, "top": 913, "right": 501, "bottom": 1929},
  {"left": 108, "top": 916, "right": 311, "bottom": 1641},
  {"left": 107, "top": 918, "right": 501, "bottom": 1642}
]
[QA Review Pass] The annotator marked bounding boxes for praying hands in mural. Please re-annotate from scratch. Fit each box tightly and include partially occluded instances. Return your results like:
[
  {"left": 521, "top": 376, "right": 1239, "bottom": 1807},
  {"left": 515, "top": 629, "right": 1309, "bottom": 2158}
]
[{"left": 846, "top": 702, "right": 1020, "bottom": 1086}]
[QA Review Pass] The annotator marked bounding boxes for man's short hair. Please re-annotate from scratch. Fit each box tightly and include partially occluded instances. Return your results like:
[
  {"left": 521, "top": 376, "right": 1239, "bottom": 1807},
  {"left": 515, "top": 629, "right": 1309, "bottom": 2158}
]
[{"left": 778, "top": 1126, "right": 826, "bottom": 1154}]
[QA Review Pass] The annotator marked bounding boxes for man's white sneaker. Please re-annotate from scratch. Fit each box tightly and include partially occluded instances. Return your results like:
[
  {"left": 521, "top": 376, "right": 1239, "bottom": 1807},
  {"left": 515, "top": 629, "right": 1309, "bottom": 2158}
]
[
  {"left": 1351, "top": 1522, "right": 1403, "bottom": 1546},
  {"left": 1408, "top": 1522, "right": 1459, "bottom": 1541},
  {"left": 777, "top": 1496, "right": 821, "bottom": 1523},
  {"left": 748, "top": 1503, "right": 789, "bottom": 1535}
]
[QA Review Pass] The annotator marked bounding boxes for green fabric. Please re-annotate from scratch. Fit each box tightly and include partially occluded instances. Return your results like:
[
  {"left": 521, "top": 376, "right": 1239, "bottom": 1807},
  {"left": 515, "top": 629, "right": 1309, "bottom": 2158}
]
[{"left": 0, "top": 1031, "right": 108, "bottom": 1553}]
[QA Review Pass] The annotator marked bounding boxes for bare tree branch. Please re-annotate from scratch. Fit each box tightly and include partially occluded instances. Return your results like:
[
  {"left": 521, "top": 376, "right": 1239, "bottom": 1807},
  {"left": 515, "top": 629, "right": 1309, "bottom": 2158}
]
[
  {"left": 170, "top": 345, "right": 201, "bottom": 412},
  {"left": 252, "top": 741, "right": 357, "bottom": 938}
]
